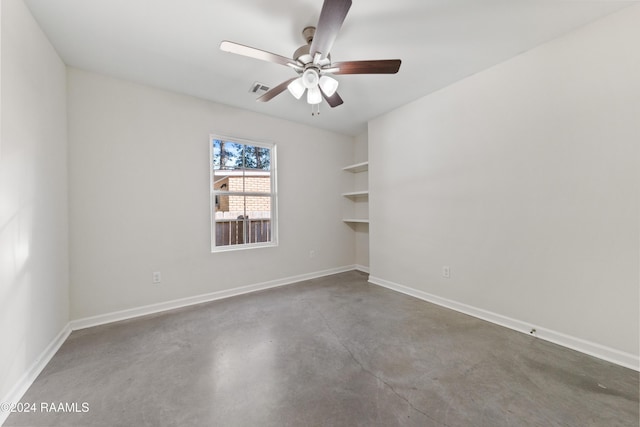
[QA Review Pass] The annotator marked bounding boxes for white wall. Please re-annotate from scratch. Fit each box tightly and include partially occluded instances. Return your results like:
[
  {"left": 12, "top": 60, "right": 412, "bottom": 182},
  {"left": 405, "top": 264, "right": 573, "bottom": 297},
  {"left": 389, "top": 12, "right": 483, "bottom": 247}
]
[
  {"left": 67, "top": 68, "right": 355, "bottom": 320},
  {"left": 369, "top": 5, "right": 640, "bottom": 362},
  {"left": 0, "top": 0, "right": 69, "bottom": 401}
]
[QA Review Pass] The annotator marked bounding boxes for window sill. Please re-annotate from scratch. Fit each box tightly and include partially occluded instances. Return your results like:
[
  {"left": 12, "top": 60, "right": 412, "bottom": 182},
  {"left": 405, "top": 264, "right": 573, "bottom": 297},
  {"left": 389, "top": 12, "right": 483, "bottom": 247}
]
[{"left": 211, "top": 241, "right": 278, "bottom": 253}]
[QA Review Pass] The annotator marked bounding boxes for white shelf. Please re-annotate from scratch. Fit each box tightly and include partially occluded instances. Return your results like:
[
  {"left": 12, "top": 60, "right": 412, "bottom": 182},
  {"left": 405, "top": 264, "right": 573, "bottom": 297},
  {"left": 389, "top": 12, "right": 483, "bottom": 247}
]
[
  {"left": 343, "top": 219, "right": 369, "bottom": 224},
  {"left": 341, "top": 191, "right": 369, "bottom": 198},
  {"left": 342, "top": 162, "right": 369, "bottom": 224},
  {"left": 342, "top": 161, "right": 368, "bottom": 173}
]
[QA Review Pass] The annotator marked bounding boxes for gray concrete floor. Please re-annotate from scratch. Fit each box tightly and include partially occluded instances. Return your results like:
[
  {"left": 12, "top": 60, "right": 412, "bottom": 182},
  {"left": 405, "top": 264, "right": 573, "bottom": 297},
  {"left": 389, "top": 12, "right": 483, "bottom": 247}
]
[{"left": 4, "top": 271, "right": 639, "bottom": 426}]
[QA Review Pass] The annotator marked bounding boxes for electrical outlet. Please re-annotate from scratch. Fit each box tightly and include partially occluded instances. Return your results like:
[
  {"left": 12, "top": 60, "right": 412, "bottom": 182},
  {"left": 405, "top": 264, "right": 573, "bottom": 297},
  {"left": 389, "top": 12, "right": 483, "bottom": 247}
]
[
  {"left": 152, "top": 272, "right": 162, "bottom": 284},
  {"left": 442, "top": 266, "right": 451, "bottom": 279},
  {"left": 309, "top": 250, "right": 316, "bottom": 258}
]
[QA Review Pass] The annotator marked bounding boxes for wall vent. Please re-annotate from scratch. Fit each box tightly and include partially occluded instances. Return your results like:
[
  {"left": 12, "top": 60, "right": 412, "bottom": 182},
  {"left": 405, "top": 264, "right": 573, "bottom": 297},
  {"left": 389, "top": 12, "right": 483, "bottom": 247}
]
[{"left": 249, "top": 82, "right": 270, "bottom": 93}]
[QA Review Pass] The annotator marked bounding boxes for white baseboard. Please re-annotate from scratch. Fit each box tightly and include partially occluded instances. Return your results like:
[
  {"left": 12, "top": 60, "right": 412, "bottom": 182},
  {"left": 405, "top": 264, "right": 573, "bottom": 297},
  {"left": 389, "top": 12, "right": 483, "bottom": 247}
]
[
  {"left": 0, "top": 324, "right": 72, "bottom": 426},
  {"left": 354, "top": 264, "right": 370, "bottom": 274},
  {"left": 70, "top": 265, "right": 357, "bottom": 331},
  {"left": 368, "top": 275, "right": 639, "bottom": 372}
]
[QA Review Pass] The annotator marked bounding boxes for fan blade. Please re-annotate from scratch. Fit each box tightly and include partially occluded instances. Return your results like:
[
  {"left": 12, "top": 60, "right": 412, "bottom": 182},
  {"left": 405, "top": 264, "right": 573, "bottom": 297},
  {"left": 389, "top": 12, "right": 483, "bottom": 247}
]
[
  {"left": 256, "top": 78, "right": 298, "bottom": 102},
  {"left": 321, "top": 89, "right": 344, "bottom": 108},
  {"left": 332, "top": 60, "right": 401, "bottom": 75},
  {"left": 220, "top": 41, "right": 299, "bottom": 69},
  {"left": 309, "top": 0, "right": 352, "bottom": 60}
]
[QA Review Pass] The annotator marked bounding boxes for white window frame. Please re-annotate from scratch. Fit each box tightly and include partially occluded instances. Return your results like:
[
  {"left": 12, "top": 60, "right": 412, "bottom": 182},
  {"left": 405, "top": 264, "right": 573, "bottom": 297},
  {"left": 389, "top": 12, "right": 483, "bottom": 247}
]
[{"left": 210, "top": 134, "right": 278, "bottom": 252}]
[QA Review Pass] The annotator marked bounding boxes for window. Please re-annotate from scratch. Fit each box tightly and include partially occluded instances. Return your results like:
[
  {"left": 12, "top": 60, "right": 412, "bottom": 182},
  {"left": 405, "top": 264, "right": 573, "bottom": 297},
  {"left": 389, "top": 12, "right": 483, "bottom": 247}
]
[{"left": 210, "top": 135, "right": 277, "bottom": 251}]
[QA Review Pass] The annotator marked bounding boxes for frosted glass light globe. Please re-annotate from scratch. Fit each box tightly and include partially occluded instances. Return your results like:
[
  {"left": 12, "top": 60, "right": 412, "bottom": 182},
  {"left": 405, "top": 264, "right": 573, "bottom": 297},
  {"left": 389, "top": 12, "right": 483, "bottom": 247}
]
[{"left": 301, "top": 69, "right": 319, "bottom": 89}]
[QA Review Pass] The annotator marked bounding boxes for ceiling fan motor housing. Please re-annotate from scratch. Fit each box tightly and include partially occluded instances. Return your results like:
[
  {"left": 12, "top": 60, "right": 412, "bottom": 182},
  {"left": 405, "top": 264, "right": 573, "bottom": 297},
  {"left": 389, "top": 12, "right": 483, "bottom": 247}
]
[{"left": 293, "top": 44, "right": 311, "bottom": 64}]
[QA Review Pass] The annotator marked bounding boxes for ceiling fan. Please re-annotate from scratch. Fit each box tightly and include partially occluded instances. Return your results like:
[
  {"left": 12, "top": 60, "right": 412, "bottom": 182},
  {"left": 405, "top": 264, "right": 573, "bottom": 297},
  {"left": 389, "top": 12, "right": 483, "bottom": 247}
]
[{"left": 220, "top": 0, "right": 401, "bottom": 115}]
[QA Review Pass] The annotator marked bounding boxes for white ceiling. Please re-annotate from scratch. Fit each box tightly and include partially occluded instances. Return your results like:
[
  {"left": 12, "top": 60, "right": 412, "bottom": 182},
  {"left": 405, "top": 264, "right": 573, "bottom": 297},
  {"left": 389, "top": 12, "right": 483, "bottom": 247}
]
[{"left": 24, "top": 0, "right": 634, "bottom": 136}]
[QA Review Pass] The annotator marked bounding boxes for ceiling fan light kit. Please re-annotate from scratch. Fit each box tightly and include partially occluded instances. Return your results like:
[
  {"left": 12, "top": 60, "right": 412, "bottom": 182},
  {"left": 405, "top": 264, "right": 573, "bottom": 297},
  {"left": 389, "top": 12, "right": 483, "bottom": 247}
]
[
  {"left": 286, "top": 69, "right": 339, "bottom": 104},
  {"left": 319, "top": 75, "right": 339, "bottom": 97},
  {"left": 307, "top": 87, "right": 323, "bottom": 105},
  {"left": 302, "top": 69, "right": 319, "bottom": 89},
  {"left": 287, "top": 78, "right": 305, "bottom": 100},
  {"left": 220, "top": 0, "right": 401, "bottom": 115}
]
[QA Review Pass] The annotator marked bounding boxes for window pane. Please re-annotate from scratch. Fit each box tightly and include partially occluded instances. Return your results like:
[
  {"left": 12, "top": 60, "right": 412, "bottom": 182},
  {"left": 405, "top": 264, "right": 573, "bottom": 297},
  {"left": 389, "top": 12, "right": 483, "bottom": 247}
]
[
  {"left": 245, "top": 216, "right": 272, "bottom": 244},
  {"left": 212, "top": 139, "right": 228, "bottom": 171},
  {"left": 229, "top": 142, "right": 244, "bottom": 170},
  {"left": 213, "top": 140, "right": 243, "bottom": 173},
  {"left": 242, "top": 145, "right": 271, "bottom": 193},
  {"left": 214, "top": 217, "right": 246, "bottom": 247},
  {"left": 243, "top": 170, "right": 271, "bottom": 193},
  {"left": 244, "top": 195, "right": 271, "bottom": 221},
  {"left": 213, "top": 140, "right": 220, "bottom": 169},
  {"left": 213, "top": 190, "right": 244, "bottom": 216},
  {"left": 243, "top": 145, "right": 271, "bottom": 171},
  {"left": 214, "top": 195, "right": 272, "bottom": 246}
]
